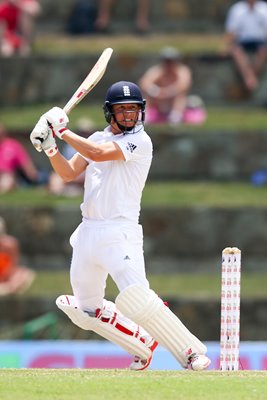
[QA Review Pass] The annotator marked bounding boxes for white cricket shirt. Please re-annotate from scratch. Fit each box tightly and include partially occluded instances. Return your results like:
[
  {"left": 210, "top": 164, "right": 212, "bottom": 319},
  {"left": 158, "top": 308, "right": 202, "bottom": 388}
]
[
  {"left": 225, "top": 1, "right": 267, "bottom": 41},
  {"left": 80, "top": 126, "right": 153, "bottom": 223}
]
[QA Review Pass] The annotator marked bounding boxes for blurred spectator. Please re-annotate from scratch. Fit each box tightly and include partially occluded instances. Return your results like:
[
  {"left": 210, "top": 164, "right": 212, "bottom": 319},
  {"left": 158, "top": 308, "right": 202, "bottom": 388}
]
[
  {"left": 95, "top": 0, "right": 151, "bottom": 34},
  {"left": 66, "top": 0, "right": 97, "bottom": 35},
  {"left": 0, "top": 123, "right": 38, "bottom": 193},
  {"left": 225, "top": 0, "right": 267, "bottom": 92},
  {"left": 0, "top": 216, "right": 35, "bottom": 296},
  {"left": 0, "top": 0, "right": 41, "bottom": 56},
  {"left": 139, "top": 46, "right": 206, "bottom": 125}
]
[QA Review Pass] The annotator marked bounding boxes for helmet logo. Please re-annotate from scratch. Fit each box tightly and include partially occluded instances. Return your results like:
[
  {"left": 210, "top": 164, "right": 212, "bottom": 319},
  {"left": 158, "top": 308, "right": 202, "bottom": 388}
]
[{"left": 123, "top": 85, "right": 131, "bottom": 96}]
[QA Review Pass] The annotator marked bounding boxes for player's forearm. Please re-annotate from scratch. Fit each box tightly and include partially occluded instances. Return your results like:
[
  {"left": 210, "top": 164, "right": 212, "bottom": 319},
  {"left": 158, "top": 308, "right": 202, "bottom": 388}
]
[
  {"left": 62, "top": 129, "right": 102, "bottom": 160},
  {"left": 49, "top": 151, "right": 77, "bottom": 182}
]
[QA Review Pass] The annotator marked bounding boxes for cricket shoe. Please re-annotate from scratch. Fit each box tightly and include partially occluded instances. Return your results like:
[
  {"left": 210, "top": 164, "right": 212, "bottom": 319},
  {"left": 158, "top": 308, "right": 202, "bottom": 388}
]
[
  {"left": 188, "top": 353, "right": 211, "bottom": 371},
  {"left": 130, "top": 336, "right": 158, "bottom": 371}
]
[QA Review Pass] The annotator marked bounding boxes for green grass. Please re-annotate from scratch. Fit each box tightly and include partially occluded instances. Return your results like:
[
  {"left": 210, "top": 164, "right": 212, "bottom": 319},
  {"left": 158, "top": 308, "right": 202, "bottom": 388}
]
[
  {"left": 34, "top": 32, "right": 224, "bottom": 55},
  {"left": 0, "top": 104, "right": 267, "bottom": 132},
  {"left": 0, "top": 187, "right": 82, "bottom": 206},
  {"left": 0, "top": 370, "right": 266, "bottom": 400},
  {"left": 21, "top": 271, "right": 266, "bottom": 300},
  {"left": 1, "top": 182, "right": 267, "bottom": 207},
  {"left": 1, "top": 104, "right": 267, "bottom": 132},
  {"left": 142, "top": 182, "right": 267, "bottom": 207},
  {"left": 0, "top": 103, "right": 103, "bottom": 131}
]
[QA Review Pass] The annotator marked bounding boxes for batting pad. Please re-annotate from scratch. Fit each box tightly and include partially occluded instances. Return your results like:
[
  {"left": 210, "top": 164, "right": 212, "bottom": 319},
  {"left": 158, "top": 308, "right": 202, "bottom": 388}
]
[
  {"left": 56, "top": 295, "right": 152, "bottom": 360},
  {"left": 115, "top": 285, "right": 207, "bottom": 368}
]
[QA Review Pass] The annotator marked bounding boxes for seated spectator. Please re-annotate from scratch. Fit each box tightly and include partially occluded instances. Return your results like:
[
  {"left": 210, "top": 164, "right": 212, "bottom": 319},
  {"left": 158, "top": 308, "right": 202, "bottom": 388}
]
[
  {"left": 0, "top": 216, "right": 35, "bottom": 296},
  {"left": 139, "top": 46, "right": 206, "bottom": 125},
  {"left": 0, "top": 123, "right": 38, "bottom": 193},
  {"left": 95, "top": 0, "right": 151, "bottom": 34},
  {"left": 66, "top": 0, "right": 97, "bottom": 35},
  {"left": 225, "top": 0, "right": 267, "bottom": 92},
  {"left": 0, "top": 0, "right": 41, "bottom": 56}
]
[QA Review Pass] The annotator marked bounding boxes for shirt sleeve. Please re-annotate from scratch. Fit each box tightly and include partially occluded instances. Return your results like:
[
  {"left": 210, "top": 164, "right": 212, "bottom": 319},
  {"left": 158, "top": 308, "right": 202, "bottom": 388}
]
[
  {"left": 116, "top": 133, "right": 152, "bottom": 162},
  {"left": 225, "top": 4, "right": 240, "bottom": 33}
]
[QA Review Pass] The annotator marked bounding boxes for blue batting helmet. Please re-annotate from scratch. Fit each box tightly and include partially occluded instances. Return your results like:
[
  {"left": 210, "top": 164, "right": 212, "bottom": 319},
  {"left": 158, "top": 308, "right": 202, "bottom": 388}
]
[{"left": 103, "top": 81, "right": 146, "bottom": 123}]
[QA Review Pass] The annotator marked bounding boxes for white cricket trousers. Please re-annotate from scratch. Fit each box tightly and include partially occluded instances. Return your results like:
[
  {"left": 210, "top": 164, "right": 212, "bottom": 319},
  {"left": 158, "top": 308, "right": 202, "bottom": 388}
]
[{"left": 69, "top": 218, "right": 150, "bottom": 312}]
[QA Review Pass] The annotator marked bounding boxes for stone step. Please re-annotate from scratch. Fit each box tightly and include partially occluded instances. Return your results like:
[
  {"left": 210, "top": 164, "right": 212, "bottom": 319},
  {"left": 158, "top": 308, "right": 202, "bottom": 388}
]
[
  {"left": 14, "top": 129, "right": 267, "bottom": 182},
  {"left": 37, "top": 0, "right": 231, "bottom": 34},
  {"left": 1, "top": 53, "right": 267, "bottom": 108},
  {"left": 1, "top": 205, "right": 267, "bottom": 273}
]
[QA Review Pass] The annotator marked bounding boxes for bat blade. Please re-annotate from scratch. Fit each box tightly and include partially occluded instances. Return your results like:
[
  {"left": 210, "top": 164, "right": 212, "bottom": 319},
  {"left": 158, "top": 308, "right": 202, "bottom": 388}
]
[{"left": 63, "top": 47, "right": 113, "bottom": 115}]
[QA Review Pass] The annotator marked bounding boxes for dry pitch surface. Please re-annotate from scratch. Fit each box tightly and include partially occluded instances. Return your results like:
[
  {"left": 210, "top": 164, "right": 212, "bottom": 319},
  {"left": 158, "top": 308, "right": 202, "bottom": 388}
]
[{"left": 0, "top": 370, "right": 266, "bottom": 400}]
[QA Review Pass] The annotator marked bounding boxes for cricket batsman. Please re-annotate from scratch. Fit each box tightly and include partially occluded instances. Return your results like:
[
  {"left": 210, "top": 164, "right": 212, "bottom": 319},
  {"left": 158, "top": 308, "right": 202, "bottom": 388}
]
[{"left": 30, "top": 81, "right": 211, "bottom": 371}]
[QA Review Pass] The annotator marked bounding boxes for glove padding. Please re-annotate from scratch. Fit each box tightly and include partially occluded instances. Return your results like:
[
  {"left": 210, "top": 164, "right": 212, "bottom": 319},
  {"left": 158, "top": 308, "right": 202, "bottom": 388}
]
[
  {"left": 43, "top": 107, "right": 69, "bottom": 139},
  {"left": 30, "top": 116, "right": 50, "bottom": 152},
  {"left": 41, "top": 130, "right": 58, "bottom": 157}
]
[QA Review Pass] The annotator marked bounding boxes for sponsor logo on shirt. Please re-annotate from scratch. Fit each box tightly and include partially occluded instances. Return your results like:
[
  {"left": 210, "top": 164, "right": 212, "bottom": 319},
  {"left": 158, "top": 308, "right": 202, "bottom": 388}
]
[{"left": 126, "top": 142, "right": 137, "bottom": 153}]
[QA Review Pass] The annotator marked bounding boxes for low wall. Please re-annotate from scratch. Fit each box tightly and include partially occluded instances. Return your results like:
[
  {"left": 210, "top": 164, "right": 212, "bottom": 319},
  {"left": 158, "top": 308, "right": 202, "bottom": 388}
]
[
  {"left": 1, "top": 205, "right": 267, "bottom": 273},
  {"left": 0, "top": 296, "right": 266, "bottom": 341},
  {"left": 13, "top": 129, "right": 267, "bottom": 182},
  {"left": 4, "top": 128, "right": 267, "bottom": 272},
  {"left": 150, "top": 130, "right": 267, "bottom": 181},
  {"left": 37, "top": 0, "right": 232, "bottom": 33},
  {"left": 1, "top": 54, "right": 267, "bottom": 107}
]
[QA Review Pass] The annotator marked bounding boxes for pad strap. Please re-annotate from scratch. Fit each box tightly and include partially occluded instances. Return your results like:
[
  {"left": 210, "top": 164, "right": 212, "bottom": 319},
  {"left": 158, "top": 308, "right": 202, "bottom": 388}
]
[{"left": 56, "top": 295, "right": 152, "bottom": 360}]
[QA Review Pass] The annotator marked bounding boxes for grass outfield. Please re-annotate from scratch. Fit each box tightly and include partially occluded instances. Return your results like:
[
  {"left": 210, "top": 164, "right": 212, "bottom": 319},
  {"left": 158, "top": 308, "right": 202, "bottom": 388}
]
[
  {"left": 0, "top": 370, "right": 266, "bottom": 400},
  {"left": 2, "top": 104, "right": 267, "bottom": 132},
  {"left": 22, "top": 270, "right": 266, "bottom": 300},
  {"left": 2, "top": 182, "right": 267, "bottom": 207},
  {"left": 34, "top": 32, "right": 224, "bottom": 55}
]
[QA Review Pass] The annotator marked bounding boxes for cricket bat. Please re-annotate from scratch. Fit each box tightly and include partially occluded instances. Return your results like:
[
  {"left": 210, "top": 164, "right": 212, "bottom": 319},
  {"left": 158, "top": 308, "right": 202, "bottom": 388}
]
[{"left": 63, "top": 47, "right": 113, "bottom": 115}]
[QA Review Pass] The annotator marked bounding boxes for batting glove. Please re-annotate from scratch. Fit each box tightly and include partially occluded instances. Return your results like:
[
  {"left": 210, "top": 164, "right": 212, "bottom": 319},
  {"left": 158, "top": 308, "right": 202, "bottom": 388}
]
[
  {"left": 43, "top": 107, "right": 69, "bottom": 139},
  {"left": 30, "top": 116, "right": 50, "bottom": 152},
  {"left": 41, "top": 130, "right": 58, "bottom": 157}
]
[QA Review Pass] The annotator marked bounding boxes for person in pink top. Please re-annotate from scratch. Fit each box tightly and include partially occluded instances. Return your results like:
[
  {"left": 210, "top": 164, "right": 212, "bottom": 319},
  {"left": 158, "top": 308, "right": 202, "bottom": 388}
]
[{"left": 0, "top": 123, "right": 38, "bottom": 193}]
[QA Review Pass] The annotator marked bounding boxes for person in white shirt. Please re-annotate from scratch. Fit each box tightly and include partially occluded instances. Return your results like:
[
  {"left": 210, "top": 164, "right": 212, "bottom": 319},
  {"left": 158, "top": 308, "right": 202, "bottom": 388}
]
[
  {"left": 30, "top": 81, "right": 210, "bottom": 371},
  {"left": 225, "top": 0, "right": 267, "bottom": 91}
]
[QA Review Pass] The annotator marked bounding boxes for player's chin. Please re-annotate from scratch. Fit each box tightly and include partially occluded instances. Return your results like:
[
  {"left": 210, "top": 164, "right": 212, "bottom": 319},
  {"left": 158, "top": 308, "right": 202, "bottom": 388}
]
[{"left": 123, "top": 121, "right": 135, "bottom": 128}]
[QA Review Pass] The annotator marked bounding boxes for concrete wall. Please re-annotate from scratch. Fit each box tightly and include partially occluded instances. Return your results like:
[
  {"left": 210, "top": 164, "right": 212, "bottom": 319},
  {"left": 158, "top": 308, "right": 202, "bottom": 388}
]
[
  {"left": 151, "top": 131, "right": 267, "bottom": 181},
  {"left": 0, "top": 296, "right": 266, "bottom": 341},
  {"left": 37, "top": 0, "right": 232, "bottom": 34},
  {"left": 14, "top": 129, "right": 267, "bottom": 182},
  {"left": 1, "top": 54, "right": 267, "bottom": 108},
  {"left": 4, "top": 129, "right": 267, "bottom": 273},
  {"left": 1, "top": 204, "right": 267, "bottom": 274}
]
